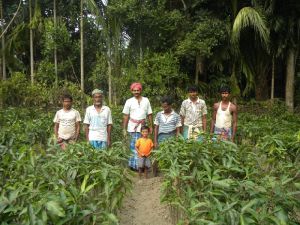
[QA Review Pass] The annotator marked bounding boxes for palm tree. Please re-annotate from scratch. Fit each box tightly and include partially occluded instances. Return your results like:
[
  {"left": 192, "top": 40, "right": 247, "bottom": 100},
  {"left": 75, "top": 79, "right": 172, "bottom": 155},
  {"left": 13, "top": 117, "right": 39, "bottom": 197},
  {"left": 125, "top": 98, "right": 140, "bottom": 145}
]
[
  {"left": 232, "top": 6, "right": 270, "bottom": 100},
  {"left": 0, "top": 0, "right": 6, "bottom": 80},
  {"left": 53, "top": 0, "right": 58, "bottom": 87},
  {"left": 80, "top": 0, "right": 84, "bottom": 93},
  {"left": 29, "top": 0, "right": 34, "bottom": 84}
]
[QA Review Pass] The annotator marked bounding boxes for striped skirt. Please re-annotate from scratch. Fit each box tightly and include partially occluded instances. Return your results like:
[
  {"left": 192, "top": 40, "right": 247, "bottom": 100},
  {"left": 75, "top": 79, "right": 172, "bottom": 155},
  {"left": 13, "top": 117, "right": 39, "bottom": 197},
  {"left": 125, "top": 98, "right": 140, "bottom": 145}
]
[{"left": 128, "top": 132, "right": 141, "bottom": 170}]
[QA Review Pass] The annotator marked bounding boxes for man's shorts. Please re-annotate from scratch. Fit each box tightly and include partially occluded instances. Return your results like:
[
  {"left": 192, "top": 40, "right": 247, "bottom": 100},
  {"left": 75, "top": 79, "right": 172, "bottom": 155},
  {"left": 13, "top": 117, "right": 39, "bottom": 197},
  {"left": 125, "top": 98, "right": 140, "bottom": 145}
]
[
  {"left": 90, "top": 140, "right": 107, "bottom": 150},
  {"left": 57, "top": 138, "right": 75, "bottom": 149},
  {"left": 183, "top": 125, "right": 203, "bottom": 141},
  {"left": 213, "top": 127, "right": 232, "bottom": 141},
  {"left": 137, "top": 156, "right": 151, "bottom": 168}
]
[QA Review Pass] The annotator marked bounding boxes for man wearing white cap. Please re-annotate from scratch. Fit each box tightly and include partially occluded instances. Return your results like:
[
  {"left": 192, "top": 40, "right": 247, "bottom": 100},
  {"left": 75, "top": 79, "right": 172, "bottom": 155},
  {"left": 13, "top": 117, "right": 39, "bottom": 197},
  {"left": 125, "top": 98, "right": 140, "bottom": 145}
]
[{"left": 84, "top": 89, "right": 112, "bottom": 149}]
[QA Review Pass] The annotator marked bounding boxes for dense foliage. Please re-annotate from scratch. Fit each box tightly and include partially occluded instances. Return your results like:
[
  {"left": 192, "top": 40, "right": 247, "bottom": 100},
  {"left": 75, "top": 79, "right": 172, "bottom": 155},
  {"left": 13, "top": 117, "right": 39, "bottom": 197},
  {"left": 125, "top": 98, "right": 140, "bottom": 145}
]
[
  {"left": 1, "top": 0, "right": 300, "bottom": 110},
  {"left": 154, "top": 104, "right": 300, "bottom": 224},
  {"left": 0, "top": 108, "right": 132, "bottom": 224}
]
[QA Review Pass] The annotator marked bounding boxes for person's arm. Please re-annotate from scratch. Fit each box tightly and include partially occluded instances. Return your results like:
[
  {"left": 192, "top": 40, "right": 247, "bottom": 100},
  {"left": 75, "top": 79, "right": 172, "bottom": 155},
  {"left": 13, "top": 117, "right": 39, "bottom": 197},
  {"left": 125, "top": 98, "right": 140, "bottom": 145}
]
[
  {"left": 123, "top": 114, "right": 129, "bottom": 135},
  {"left": 179, "top": 102, "right": 185, "bottom": 134},
  {"left": 231, "top": 104, "right": 238, "bottom": 142},
  {"left": 202, "top": 114, "right": 207, "bottom": 132},
  {"left": 210, "top": 103, "right": 218, "bottom": 134},
  {"left": 154, "top": 125, "right": 159, "bottom": 148},
  {"left": 84, "top": 124, "right": 89, "bottom": 142},
  {"left": 54, "top": 123, "right": 59, "bottom": 139},
  {"left": 75, "top": 122, "right": 80, "bottom": 141},
  {"left": 202, "top": 101, "right": 208, "bottom": 132},
  {"left": 147, "top": 114, "right": 153, "bottom": 134},
  {"left": 176, "top": 114, "right": 182, "bottom": 137},
  {"left": 107, "top": 124, "right": 112, "bottom": 147},
  {"left": 135, "top": 140, "right": 140, "bottom": 156},
  {"left": 176, "top": 127, "right": 180, "bottom": 137}
]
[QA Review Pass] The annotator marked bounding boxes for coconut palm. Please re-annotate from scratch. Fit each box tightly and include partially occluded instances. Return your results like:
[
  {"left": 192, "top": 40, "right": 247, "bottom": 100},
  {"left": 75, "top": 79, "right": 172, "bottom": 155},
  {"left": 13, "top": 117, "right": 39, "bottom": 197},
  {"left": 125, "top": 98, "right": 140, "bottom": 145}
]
[{"left": 232, "top": 6, "right": 270, "bottom": 100}]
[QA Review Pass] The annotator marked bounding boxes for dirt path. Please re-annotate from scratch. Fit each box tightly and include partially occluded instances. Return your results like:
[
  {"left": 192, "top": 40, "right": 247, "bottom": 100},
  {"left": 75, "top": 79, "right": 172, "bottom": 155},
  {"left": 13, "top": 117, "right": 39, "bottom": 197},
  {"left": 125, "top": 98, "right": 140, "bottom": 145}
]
[{"left": 118, "top": 175, "right": 173, "bottom": 225}]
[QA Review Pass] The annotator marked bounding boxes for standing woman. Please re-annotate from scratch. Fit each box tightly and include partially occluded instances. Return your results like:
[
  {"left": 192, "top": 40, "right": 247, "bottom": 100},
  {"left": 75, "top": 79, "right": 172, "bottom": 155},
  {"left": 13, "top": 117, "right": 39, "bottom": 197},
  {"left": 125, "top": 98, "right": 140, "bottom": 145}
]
[{"left": 122, "top": 82, "right": 153, "bottom": 170}]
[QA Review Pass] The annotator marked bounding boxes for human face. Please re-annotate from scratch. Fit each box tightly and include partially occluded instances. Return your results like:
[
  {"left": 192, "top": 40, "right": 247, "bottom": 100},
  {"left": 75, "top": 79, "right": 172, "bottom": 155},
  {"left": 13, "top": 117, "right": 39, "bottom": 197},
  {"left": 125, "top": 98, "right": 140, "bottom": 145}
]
[
  {"left": 188, "top": 91, "right": 198, "bottom": 101},
  {"left": 162, "top": 102, "right": 172, "bottom": 113},
  {"left": 221, "top": 91, "right": 230, "bottom": 101},
  {"left": 141, "top": 129, "right": 149, "bottom": 138},
  {"left": 93, "top": 93, "right": 103, "bottom": 106},
  {"left": 62, "top": 98, "right": 72, "bottom": 110},
  {"left": 131, "top": 89, "right": 141, "bottom": 98}
]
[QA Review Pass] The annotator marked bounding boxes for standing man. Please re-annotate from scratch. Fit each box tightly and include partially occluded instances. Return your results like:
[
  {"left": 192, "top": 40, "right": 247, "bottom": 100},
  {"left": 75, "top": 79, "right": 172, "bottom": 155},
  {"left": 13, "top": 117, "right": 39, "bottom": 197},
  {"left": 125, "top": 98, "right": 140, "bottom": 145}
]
[
  {"left": 53, "top": 94, "right": 81, "bottom": 149},
  {"left": 84, "top": 89, "right": 112, "bottom": 149},
  {"left": 210, "top": 86, "right": 237, "bottom": 142},
  {"left": 122, "top": 82, "right": 153, "bottom": 170},
  {"left": 180, "top": 85, "right": 207, "bottom": 141},
  {"left": 154, "top": 96, "right": 181, "bottom": 148}
]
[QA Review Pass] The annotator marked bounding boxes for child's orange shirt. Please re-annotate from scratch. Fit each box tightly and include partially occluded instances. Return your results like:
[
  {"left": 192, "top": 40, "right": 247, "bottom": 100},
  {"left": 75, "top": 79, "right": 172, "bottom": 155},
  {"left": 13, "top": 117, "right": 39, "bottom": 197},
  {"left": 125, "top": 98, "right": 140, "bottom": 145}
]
[{"left": 135, "top": 137, "right": 153, "bottom": 157}]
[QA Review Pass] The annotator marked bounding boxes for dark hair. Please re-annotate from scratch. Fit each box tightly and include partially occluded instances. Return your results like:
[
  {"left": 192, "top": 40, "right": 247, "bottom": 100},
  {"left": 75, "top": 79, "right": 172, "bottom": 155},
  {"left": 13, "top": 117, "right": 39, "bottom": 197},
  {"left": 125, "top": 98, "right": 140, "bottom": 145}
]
[
  {"left": 160, "top": 96, "right": 173, "bottom": 105},
  {"left": 219, "top": 86, "right": 231, "bottom": 93},
  {"left": 141, "top": 125, "right": 150, "bottom": 131},
  {"left": 62, "top": 93, "right": 73, "bottom": 101},
  {"left": 187, "top": 85, "right": 198, "bottom": 93}
]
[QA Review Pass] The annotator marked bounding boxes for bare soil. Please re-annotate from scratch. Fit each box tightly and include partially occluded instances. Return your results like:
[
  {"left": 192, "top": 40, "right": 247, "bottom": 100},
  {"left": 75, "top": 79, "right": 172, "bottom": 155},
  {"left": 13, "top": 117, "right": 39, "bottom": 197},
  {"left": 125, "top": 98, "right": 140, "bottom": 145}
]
[{"left": 118, "top": 175, "right": 173, "bottom": 225}]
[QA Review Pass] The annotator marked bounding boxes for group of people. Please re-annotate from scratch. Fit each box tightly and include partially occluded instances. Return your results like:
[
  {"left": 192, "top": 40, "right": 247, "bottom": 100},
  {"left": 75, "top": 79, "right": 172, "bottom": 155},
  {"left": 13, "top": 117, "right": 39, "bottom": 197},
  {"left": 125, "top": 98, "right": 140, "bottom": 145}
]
[{"left": 53, "top": 82, "right": 237, "bottom": 178}]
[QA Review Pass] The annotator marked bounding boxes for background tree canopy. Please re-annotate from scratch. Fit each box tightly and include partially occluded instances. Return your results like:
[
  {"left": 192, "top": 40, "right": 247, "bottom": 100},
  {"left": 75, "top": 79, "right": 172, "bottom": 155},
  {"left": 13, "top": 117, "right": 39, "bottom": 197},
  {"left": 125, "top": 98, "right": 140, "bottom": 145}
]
[{"left": 0, "top": 0, "right": 299, "bottom": 111}]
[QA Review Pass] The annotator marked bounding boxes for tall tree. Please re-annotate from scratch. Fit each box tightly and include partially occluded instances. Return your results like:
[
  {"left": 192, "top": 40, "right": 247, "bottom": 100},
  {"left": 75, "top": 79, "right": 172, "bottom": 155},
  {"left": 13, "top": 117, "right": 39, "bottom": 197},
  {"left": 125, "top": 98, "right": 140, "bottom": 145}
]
[
  {"left": 53, "top": 0, "right": 57, "bottom": 86},
  {"left": 29, "top": 0, "right": 34, "bottom": 83},
  {"left": 80, "top": 0, "right": 84, "bottom": 93},
  {"left": 0, "top": 0, "right": 6, "bottom": 80},
  {"left": 232, "top": 6, "right": 270, "bottom": 100}
]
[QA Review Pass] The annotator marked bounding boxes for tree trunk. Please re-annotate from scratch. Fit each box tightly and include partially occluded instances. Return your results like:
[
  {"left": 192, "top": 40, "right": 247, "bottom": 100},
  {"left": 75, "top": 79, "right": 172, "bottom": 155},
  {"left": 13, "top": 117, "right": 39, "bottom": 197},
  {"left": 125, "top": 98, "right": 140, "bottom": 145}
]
[
  {"left": 80, "top": 0, "right": 84, "bottom": 93},
  {"left": 139, "top": 26, "right": 143, "bottom": 62},
  {"left": 0, "top": 0, "right": 6, "bottom": 80},
  {"left": 255, "top": 73, "right": 269, "bottom": 100},
  {"left": 108, "top": 59, "right": 112, "bottom": 105},
  {"left": 285, "top": 48, "right": 296, "bottom": 112},
  {"left": 195, "top": 55, "right": 204, "bottom": 85},
  {"left": 54, "top": 0, "right": 58, "bottom": 87},
  {"left": 271, "top": 55, "right": 275, "bottom": 100},
  {"left": 29, "top": 0, "right": 34, "bottom": 84}
]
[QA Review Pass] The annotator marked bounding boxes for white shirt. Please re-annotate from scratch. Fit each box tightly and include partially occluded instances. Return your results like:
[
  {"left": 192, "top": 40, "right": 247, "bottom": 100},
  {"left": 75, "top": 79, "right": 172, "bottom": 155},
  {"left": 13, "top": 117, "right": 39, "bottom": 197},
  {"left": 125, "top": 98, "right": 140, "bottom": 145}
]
[
  {"left": 179, "top": 98, "right": 207, "bottom": 127},
  {"left": 122, "top": 97, "right": 152, "bottom": 132},
  {"left": 215, "top": 102, "right": 232, "bottom": 128},
  {"left": 53, "top": 108, "right": 81, "bottom": 140},
  {"left": 83, "top": 105, "right": 112, "bottom": 141}
]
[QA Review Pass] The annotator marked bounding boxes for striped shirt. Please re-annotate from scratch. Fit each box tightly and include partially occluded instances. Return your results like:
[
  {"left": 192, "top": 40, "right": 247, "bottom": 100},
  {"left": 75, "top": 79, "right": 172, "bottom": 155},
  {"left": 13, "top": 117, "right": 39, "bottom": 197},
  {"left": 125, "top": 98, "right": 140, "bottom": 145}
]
[
  {"left": 154, "top": 110, "right": 181, "bottom": 134},
  {"left": 179, "top": 98, "right": 207, "bottom": 127}
]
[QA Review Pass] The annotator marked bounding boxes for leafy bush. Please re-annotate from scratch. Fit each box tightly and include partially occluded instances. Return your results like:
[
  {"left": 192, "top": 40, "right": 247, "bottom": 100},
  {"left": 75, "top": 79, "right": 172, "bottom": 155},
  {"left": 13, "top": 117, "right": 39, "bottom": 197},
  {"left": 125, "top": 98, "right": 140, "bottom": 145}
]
[
  {"left": 0, "top": 142, "right": 132, "bottom": 224},
  {"left": 0, "top": 73, "right": 89, "bottom": 108},
  {"left": 154, "top": 107, "right": 300, "bottom": 224}
]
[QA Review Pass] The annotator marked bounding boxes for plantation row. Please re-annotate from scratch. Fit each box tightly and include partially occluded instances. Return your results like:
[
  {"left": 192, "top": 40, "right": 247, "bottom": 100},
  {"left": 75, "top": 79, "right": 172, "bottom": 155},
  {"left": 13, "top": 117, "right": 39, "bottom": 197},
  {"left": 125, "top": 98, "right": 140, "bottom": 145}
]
[
  {"left": 0, "top": 103, "right": 299, "bottom": 224},
  {"left": 154, "top": 106, "right": 300, "bottom": 224},
  {"left": 0, "top": 108, "right": 131, "bottom": 224}
]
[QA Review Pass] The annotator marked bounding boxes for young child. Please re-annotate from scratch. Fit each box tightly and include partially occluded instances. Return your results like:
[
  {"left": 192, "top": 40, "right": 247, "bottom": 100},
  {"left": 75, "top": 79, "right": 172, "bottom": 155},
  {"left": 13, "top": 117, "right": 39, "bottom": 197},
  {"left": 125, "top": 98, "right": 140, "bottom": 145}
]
[
  {"left": 135, "top": 126, "right": 154, "bottom": 179},
  {"left": 53, "top": 94, "right": 81, "bottom": 149}
]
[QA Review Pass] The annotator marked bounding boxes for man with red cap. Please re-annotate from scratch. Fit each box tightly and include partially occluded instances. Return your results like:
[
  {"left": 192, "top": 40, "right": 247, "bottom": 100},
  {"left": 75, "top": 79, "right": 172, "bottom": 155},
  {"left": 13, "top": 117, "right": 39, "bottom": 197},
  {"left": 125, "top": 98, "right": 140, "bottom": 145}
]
[{"left": 122, "top": 82, "right": 153, "bottom": 170}]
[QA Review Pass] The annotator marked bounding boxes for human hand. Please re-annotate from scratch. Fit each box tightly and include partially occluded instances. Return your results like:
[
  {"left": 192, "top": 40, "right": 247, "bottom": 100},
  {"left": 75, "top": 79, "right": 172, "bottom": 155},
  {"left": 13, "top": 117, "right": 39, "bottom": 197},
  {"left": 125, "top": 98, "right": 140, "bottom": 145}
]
[
  {"left": 154, "top": 142, "right": 158, "bottom": 149},
  {"left": 123, "top": 129, "right": 127, "bottom": 138},
  {"left": 149, "top": 127, "right": 153, "bottom": 134}
]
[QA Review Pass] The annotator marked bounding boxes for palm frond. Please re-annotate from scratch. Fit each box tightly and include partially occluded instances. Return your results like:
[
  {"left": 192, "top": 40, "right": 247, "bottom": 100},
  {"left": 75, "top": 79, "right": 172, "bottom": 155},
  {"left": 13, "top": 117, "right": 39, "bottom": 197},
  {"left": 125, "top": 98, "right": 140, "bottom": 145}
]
[{"left": 232, "top": 7, "right": 269, "bottom": 49}]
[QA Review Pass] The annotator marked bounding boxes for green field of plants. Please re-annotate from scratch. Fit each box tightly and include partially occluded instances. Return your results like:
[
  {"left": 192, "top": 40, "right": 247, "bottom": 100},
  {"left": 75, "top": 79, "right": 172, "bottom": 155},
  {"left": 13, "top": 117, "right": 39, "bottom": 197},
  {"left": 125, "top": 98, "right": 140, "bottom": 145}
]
[
  {"left": 0, "top": 102, "right": 299, "bottom": 225},
  {"left": 154, "top": 103, "right": 300, "bottom": 224},
  {"left": 0, "top": 108, "right": 131, "bottom": 224}
]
